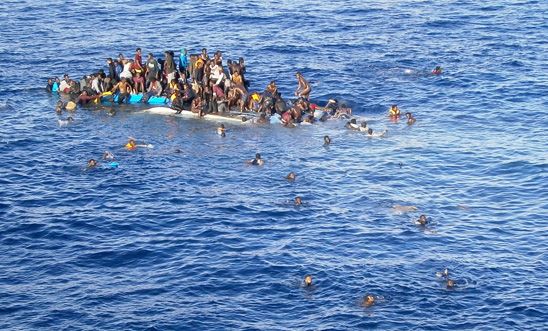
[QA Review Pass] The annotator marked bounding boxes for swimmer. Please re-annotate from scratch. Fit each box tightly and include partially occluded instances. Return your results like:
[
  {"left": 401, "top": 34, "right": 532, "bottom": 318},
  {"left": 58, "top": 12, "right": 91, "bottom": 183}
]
[
  {"left": 367, "top": 128, "right": 387, "bottom": 137},
  {"left": 361, "top": 294, "right": 376, "bottom": 307},
  {"left": 415, "top": 214, "right": 428, "bottom": 226},
  {"left": 248, "top": 153, "right": 264, "bottom": 166},
  {"left": 432, "top": 66, "right": 443, "bottom": 75},
  {"left": 217, "top": 124, "right": 226, "bottom": 136},
  {"left": 303, "top": 274, "right": 313, "bottom": 287},
  {"left": 345, "top": 118, "right": 359, "bottom": 130},
  {"left": 389, "top": 104, "right": 400, "bottom": 118},
  {"left": 87, "top": 159, "right": 98, "bottom": 169},
  {"left": 55, "top": 100, "right": 65, "bottom": 113},
  {"left": 294, "top": 196, "right": 303, "bottom": 206},
  {"left": 359, "top": 121, "right": 368, "bottom": 132},
  {"left": 125, "top": 138, "right": 137, "bottom": 151},
  {"left": 103, "top": 151, "right": 115, "bottom": 160},
  {"left": 436, "top": 268, "right": 449, "bottom": 278},
  {"left": 324, "top": 135, "right": 331, "bottom": 145},
  {"left": 286, "top": 172, "right": 297, "bottom": 181},
  {"left": 58, "top": 116, "right": 74, "bottom": 126},
  {"left": 446, "top": 279, "right": 456, "bottom": 288},
  {"left": 405, "top": 112, "right": 416, "bottom": 125}
]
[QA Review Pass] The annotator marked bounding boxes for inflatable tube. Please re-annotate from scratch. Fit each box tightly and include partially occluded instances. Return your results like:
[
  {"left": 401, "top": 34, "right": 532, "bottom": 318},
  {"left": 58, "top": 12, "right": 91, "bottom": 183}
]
[{"left": 100, "top": 93, "right": 169, "bottom": 105}]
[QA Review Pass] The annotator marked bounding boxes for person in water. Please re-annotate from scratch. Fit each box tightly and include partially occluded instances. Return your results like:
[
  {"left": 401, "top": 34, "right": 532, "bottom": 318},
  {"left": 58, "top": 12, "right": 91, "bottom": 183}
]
[
  {"left": 446, "top": 279, "right": 456, "bottom": 288},
  {"left": 405, "top": 112, "right": 416, "bottom": 125},
  {"left": 416, "top": 214, "right": 428, "bottom": 226},
  {"left": 389, "top": 104, "right": 401, "bottom": 118},
  {"left": 432, "top": 66, "right": 443, "bottom": 75},
  {"left": 361, "top": 295, "right": 376, "bottom": 307},
  {"left": 248, "top": 153, "right": 264, "bottom": 166},
  {"left": 295, "top": 72, "right": 311, "bottom": 100},
  {"left": 324, "top": 135, "right": 331, "bottom": 145},
  {"left": 294, "top": 196, "right": 303, "bottom": 206},
  {"left": 303, "top": 275, "right": 312, "bottom": 287},
  {"left": 58, "top": 116, "right": 74, "bottom": 126},
  {"left": 217, "top": 124, "right": 226, "bottom": 136},
  {"left": 346, "top": 118, "right": 360, "bottom": 130},
  {"left": 103, "top": 151, "right": 115, "bottom": 160},
  {"left": 286, "top": 172, "right": 296, "bottom": 181},
  {"left": 87, "top": 159, "right": 98, "bottom": 169},
  {"left": 359, "top": 121, "right": 368, "bottom": 132},
  {"left": 125, "top": 138, "right": 137, "bottom": 151},
  {"left": 367, "top": 128, "right": 387, "bottom": 137}
]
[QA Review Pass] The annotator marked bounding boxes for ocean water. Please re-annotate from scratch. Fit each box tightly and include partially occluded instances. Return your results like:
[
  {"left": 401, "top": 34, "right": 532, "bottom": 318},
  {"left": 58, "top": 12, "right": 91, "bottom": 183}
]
[{"left": 0, "top": 0, "right": 547, "bottom": 330}]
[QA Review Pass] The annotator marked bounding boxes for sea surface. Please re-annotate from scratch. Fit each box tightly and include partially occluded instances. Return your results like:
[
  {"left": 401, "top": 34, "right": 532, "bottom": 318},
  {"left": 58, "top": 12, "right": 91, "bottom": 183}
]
[{"left": 0, "top": 0, "right": 547, "bottom": 330}]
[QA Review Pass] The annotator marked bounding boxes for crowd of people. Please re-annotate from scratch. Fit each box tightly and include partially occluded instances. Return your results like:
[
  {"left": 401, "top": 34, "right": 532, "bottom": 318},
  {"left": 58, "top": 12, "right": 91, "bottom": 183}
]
[
  {"left": 52, "top": 47, "right": 450, "bottom": 303},
  {"left": 48, "top": 46, "right": 433, "bottom": 133}
]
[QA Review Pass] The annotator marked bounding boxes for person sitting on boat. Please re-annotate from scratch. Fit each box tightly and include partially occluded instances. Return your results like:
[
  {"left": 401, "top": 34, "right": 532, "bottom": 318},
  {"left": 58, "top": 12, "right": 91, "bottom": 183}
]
[
  {"left": 166, "top": 78, "right": 180, "bottom": 100},
  {"left": 111, "top": 77, "right": 131, "bottom": 104},
  {"left": 389, "top": 104, "right": 401, "bottom": 118},
  {"left": 246, "top": 92, "right": 262, "bottom": 112},
  {"left": 143, "top": 78, "right": 163, "bottom": 104},
  {"left": 191, "top": 95, "right": 205, "bottom": 116},
  {"left": 405, "top": 112, "right": 416, "bottom": 125},
  {"left": 171, "top": 90, "right": 185, "bottom": 114},
  {"left": 295, "top": 72, "right": 311, "bottom": 100}
]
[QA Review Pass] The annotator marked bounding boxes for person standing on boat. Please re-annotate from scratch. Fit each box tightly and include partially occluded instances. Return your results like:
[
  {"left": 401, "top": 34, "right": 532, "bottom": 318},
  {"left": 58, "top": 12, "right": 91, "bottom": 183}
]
[
  {"left": 179, "top": 48, "right": 189, "bottom": 78},
  {"left": 145, "top": 53, "right": 160, "bottom": 85},
  {"left": 295, "top": 72, "right": 311, "bottom": 100},
  {"left": 164, "top": 50, "right": 177, "bottom": 84}
]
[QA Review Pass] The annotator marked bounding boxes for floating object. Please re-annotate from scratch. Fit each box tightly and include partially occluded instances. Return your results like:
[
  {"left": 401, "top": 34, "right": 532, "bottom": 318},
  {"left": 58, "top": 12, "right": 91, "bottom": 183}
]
[{"left": 144, "top": 107, "right": 254, "bottom": 124}]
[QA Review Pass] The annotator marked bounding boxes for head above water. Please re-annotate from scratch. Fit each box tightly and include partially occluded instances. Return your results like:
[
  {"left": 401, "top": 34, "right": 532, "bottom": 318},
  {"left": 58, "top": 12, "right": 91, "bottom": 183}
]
[
  {"left": 350, "top": 118, "right": 357, "bottom": 124},
  {"left": 294, "top": 196, "right": 302, "bottom": 205},
  {"left": 286, "top": 172, "right": 296, "bottom": 181},
  {"left": 446, "top": 279, "right": 456, "bottom": 288},
  {"left": 368, "top": 128, "right": 373, "bottom": 135},
  {"left": 405, "top": 112, "right": 412, "bottom": 118},
  {"left": 255, "top": 153, "right": 261, "bottom": 160},
  {"left": 87, "top": 159, "right": 97, "bottom": 168},
  {"left": 324, "top": 135, "right": 331, "bottom": 145},
  {"left": 362, "top": 295, "right": 376, "bottom": 307},
  {"left": 304, "top": 275, "right": 312, "bottom": 286},
  {"left": 418, "top": 214, "right": 428, "bottom": 225}
]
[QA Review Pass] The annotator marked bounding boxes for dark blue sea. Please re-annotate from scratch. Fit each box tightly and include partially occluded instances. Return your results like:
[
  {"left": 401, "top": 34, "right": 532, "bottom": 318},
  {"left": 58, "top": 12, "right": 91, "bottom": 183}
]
[{"left": 1, "top": 0, "right": 547, "bottom": 330}]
